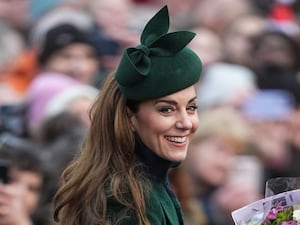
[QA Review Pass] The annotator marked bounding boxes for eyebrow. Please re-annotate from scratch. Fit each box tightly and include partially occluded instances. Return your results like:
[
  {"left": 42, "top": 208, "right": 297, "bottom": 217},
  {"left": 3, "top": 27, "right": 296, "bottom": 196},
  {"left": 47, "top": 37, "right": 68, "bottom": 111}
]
[{"left": 154, "top": 96, "right": 198, "bottom": 105}]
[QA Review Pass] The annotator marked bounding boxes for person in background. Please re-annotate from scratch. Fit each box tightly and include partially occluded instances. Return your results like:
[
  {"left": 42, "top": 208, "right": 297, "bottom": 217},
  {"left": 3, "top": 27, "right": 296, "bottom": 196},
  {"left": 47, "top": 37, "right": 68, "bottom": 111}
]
[
  {"left": 86, "top": 0, "right": 139, "bottom": 50},
  {"left": 0, "top": 0, "right": 32, "bottom": 42},
  {"left": 197, "top": 62, "right": 257, "bottom": 110},
  {"left": 25, "top": 72, "right": 98, "bottom": 137},
  {"left": 183, "top": 107, "right": 262, "bottom": 225},
  {"left": 0, "top": 22, "right": 25, "bottom": 77},
  {"left": 169, "top": 166, "right": 207, "bottom": 225},
  {"left": 0, "top": 83, "right": 27, "bottom": 138},
  {"left": 188, "top": 27, "right": 224, "bottom": 69},
  {"left": 1, "top": 4, "right": 99, "bottom": 96},
  {"left": 241, "top": 89, "right": 295, "bottom": 181},
  {"left": 34, "top": 112, "right": 89, "bottom": 225},
  {"left": 53, "top": 5, "right": 203, "bottom": 225},
  {"left": 250, "top": 30, "right": 300, "bottom": 104},
  {"left": 0, "top": 21, "right": 37, "bottom": 97},
  {"left": 0, "top": 136, "right": 49, "bottom": 225},
  {"left": 29, "top": 6, "right": 120, "bottom": 87},
  {"left": 85, "top": 0, "right": 140, "bottom": 79},
  {"left": 192, "top": 0, "right": 254, "bottom": 37},
  {"left": 25, "top": 72, "right": 86, "bottom": 137},
  {"left": 36, "top": 23, "right": 100, "bottom": 86},
  {"left": 222, "top": 14, "right": 266, "bottom": 68},
  {"left": 287, "top": 106, "right": 300, "bottom": 177},
  {"left": 43, "top": 84, "right": 98, "bottom": 129}
]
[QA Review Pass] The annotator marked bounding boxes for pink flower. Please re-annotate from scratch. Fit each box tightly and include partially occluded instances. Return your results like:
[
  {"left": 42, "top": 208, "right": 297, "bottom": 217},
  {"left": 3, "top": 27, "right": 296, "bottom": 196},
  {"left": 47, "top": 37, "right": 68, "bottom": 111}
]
[
  {"left": 280, "top": 221, "right": 297, "bottom": 225},
  {"left": 266, "top": 206, "right": 284, "bottom": 220}
]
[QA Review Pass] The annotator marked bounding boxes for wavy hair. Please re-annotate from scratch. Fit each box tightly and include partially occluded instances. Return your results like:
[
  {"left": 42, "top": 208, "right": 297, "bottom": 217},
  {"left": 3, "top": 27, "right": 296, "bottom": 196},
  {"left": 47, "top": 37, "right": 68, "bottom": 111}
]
[{"left": 53, "top": 72, "right": 150, "bottom": 225}]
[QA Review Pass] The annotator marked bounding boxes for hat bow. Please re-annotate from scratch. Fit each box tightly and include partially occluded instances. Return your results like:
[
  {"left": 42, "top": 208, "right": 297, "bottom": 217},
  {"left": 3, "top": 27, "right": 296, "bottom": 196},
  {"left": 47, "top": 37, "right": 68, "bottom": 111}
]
[{"left": 116, "top": 6, "right": 196, "bottom": 86}]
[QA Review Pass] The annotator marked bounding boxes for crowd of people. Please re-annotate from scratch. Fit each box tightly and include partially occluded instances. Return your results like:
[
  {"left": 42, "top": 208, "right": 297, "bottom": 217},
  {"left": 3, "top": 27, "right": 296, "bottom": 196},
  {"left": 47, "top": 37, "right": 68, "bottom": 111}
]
[{"left": 0, "top": 0, "right": 300, "bottom": 225}]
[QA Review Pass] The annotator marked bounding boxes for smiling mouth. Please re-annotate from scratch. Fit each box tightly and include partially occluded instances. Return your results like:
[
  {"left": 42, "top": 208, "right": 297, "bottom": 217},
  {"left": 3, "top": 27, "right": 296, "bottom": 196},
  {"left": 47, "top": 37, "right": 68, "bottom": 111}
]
[{"left": 165, "top": 136, "right": 187, "bottom": 143}]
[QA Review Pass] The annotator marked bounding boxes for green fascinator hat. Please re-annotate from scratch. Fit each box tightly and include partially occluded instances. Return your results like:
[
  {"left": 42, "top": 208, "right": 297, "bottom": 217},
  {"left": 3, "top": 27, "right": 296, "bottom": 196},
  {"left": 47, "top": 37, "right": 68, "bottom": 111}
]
[{"left": 115, "top": 5, "right": 202, "bottom": 100}]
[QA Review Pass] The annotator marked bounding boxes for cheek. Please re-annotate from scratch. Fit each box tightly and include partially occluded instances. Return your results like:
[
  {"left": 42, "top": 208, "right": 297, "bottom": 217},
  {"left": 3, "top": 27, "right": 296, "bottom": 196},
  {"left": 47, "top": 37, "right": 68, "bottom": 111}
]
[
  {"left": 132, "top": 110, "right": 162, "bottom": 133},
  {"left": 25, "top": 191, "right": 40, "bottom": 214},
  {"left": 136, "top": 116, "right": 162, "bottom": 136},
  {"left": 78, "top": 58, "right": 99, "bottom": 72},
  {"left": 87, "top": 59, "right": 99, "bottom": 71},
  {"left": 193, "top": 116, "right": 200, "bottom": 131}
]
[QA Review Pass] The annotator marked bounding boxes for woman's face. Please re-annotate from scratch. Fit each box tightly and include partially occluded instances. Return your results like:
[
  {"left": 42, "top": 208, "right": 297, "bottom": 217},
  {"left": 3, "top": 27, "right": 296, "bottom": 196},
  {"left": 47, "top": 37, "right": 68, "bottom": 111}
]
[{"left": 129, "top": 86, "right": 199, "bottom": 162}]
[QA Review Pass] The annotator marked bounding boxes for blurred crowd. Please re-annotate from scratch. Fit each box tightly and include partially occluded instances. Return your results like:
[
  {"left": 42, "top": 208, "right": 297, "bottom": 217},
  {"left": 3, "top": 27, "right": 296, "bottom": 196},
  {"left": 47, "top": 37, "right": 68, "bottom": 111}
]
[{"left": 0, "top": 0, "right": 300, "bottom": 225}]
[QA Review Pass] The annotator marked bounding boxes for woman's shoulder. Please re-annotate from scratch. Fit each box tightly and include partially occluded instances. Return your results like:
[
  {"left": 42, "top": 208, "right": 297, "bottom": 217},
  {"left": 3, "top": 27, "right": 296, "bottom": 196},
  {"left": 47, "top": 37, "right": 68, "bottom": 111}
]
[
  {"left": 148, "top": 181, "right": 182, "bottom": 225},
  {"left": 106, "top": 181, "right": 176, "bottom": 225}
]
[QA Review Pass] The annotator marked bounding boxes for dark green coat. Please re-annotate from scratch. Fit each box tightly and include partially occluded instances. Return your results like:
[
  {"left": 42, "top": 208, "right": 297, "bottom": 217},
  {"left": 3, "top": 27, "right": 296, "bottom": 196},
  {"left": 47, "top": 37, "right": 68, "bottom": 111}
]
[
  {"left": 107, "top": 180, "right": 183, "bottom": 225},
  {"left": 106, "top": 136, "right": 184, "bottom": 225},
  {"left": 145, "top": 181, "right": 183, "bottom": 225}
]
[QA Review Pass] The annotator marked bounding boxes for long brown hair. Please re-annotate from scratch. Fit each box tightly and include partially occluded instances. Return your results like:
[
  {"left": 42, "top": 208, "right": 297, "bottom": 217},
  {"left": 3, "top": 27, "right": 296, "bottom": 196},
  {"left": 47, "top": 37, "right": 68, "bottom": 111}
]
[{"left": 53, "top": 72, "right": 150, "bottom": 225}]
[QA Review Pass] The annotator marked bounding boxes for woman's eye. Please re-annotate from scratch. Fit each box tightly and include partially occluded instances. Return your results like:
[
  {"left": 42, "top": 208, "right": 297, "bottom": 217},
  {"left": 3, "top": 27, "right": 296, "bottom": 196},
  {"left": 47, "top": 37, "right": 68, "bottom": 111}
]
[
  {"left": 159, "top": 107, "right": 174, "bottom": 113},
  {"left": 187, "top": 105, "right": 198, "bottom": 112}
]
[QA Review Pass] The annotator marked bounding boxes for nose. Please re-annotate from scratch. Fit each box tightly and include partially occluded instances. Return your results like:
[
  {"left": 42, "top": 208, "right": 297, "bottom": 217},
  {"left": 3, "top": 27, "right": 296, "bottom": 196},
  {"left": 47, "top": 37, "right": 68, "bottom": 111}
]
[{"left": 175, "top": 112, "right": 193, "bottom": 130}]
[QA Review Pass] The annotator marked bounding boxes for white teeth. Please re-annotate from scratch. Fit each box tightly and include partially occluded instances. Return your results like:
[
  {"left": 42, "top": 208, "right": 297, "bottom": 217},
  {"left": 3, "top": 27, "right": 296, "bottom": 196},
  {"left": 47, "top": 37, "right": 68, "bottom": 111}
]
[{"left": 166, "top": 136, "right": 187, "bottom": 143}]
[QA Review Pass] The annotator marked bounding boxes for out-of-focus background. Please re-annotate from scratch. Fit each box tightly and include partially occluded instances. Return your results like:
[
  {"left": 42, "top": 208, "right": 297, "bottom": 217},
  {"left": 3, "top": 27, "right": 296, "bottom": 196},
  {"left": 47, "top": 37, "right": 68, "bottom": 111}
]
[{"left": 0, "top": 0, "right": 300, "bottom": 225}]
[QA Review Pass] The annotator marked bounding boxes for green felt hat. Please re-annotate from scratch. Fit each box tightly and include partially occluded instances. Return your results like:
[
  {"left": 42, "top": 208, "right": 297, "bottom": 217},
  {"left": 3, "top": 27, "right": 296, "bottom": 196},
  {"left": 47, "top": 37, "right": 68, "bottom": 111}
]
[{"left": 115, "top": 5, "right": 202, "bottom": 100}]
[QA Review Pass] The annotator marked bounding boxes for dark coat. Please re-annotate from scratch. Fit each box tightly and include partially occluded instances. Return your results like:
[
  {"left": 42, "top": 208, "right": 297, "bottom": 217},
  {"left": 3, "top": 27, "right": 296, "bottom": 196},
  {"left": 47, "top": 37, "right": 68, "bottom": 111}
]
[
  {"left": 106, "top": 136, "right": 183, "bottom": 225},
  {"left": 107, "top": 181, "right": 182, "bottom": 225}
]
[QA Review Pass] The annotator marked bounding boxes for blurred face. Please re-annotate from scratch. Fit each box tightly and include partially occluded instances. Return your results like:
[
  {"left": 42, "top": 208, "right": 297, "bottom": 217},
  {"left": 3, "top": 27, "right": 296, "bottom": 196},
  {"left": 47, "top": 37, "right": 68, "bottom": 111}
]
[
  {"left": 290, "top": 109, "right": 300, "bottom": 148},
  {"left": 250, "top": 120, "right": 290, "bottom": 168},
  {"left": 187, "top": 136, "right": 237, "bottom": 187},
  {"left": 223, "top": 16, "right": 265, "bottom": 66},
  {"left": 129, "top": 86, "right": 199, "bottom": 162},
  {"left": 67, "top": 97, "right": 94, "bottom": 128},
  {"left": 89, "top": 0, "right": 131, "bottom": 30},
  {"left": 189, "top": 28, "right": 223, "bottom": 67},
  {"left": 195, "top": 0, "right": 251, "bottom": 35},
  {"left": 0, "top": 0, "right": 30, "bottom": 29},
  {"left": 44, "top": 43, "right": 99, "bottom": 85},
  {"left": 255, "top": 35, "right": 296, "bottom": 69},
  {"left": 10, "top": 168, "right": 42, "bottom": 215}
]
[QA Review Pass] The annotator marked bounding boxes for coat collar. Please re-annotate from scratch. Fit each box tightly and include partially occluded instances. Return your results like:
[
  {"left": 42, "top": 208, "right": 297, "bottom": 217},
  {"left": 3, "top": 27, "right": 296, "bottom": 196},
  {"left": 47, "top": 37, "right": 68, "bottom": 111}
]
[{"left": 134, "top": 134, "right": 172, "bottom": 182}]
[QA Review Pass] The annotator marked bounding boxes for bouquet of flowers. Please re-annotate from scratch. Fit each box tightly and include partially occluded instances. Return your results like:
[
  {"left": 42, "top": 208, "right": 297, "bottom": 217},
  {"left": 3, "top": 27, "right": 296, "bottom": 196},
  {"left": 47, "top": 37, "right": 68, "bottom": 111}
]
[
  {"left": 261, "top": 204, "right": 300, "bottom": 225},
  {"left": 232, "top": 177, "right": 300, "bottom": 225}
]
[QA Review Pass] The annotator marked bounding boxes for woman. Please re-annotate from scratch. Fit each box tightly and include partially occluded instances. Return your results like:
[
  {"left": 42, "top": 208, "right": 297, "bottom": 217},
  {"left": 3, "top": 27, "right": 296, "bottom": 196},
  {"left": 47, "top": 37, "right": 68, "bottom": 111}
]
[{"left": 53, "top": 5, "right": 202, "bottom": 225}]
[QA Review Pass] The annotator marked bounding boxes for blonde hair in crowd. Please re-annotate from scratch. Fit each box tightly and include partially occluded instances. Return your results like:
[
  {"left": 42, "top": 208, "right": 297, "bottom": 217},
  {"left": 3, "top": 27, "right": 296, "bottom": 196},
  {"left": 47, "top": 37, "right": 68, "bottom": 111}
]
[
  {"left": 53, "top": 72, "right": 150, "bottom": 225},
  {"left": 191, "top": 107, "right": 250, "bottom": 152}
]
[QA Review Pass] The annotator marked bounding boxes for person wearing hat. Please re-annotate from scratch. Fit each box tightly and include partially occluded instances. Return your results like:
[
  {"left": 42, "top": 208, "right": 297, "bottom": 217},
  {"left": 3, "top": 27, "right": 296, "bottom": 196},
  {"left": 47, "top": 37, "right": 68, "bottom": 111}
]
[
  {"left": 37, "top": 23, "right": 100, "bottom": 86},
  {"left": 53, "top": 5, "right": 202, "bottom": 225}
]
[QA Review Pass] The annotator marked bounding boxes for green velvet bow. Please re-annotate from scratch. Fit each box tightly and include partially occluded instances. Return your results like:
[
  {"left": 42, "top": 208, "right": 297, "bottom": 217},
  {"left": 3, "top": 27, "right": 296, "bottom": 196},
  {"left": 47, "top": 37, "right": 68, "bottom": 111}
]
[{"left": 116, "top": 5, "right": 196, "bottom": 86}]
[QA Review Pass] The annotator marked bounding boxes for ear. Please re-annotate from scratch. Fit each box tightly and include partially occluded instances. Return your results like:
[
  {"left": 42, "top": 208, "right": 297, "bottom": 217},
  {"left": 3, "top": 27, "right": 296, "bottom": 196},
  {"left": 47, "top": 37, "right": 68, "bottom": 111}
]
[{"left": 126, "top": 107, "right": 136, "bottom": 131}]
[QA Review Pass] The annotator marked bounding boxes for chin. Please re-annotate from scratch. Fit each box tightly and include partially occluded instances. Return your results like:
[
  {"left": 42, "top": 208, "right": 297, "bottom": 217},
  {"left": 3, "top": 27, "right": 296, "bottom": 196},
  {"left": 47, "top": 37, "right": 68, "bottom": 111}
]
[{"left": 169, "top": 153, "right": 187, "bottom": 162}]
